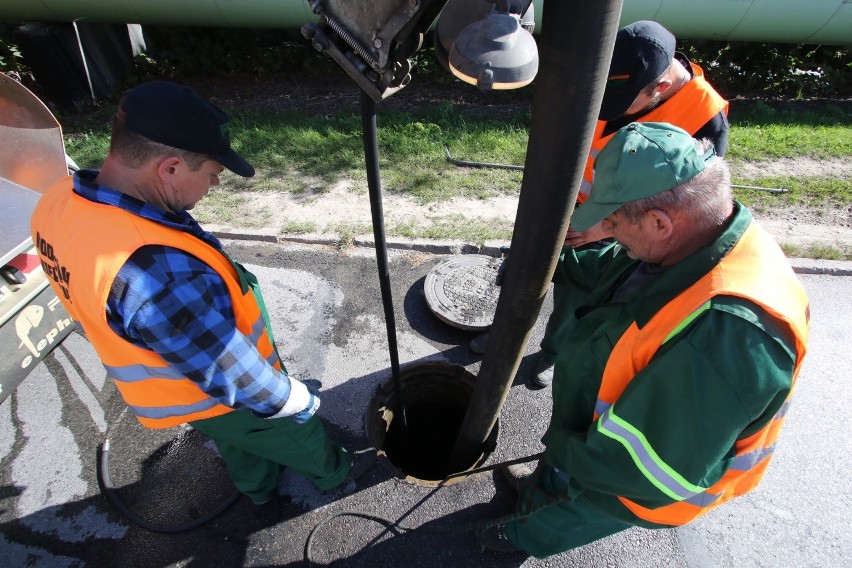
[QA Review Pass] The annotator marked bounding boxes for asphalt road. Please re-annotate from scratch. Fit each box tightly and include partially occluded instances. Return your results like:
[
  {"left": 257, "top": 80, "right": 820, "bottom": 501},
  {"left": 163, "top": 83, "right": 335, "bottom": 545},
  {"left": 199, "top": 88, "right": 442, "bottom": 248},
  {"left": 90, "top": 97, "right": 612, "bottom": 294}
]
[{"left": 1, "top": 240, "right": 850, "bottom": 567}]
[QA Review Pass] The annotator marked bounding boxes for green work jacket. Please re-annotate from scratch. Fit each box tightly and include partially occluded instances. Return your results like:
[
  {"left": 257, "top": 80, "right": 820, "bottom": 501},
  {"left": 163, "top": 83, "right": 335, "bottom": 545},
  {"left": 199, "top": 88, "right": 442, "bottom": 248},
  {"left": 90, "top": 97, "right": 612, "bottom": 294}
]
[{"left": 543, "top": 201, "right": 798, "bottom": 528}]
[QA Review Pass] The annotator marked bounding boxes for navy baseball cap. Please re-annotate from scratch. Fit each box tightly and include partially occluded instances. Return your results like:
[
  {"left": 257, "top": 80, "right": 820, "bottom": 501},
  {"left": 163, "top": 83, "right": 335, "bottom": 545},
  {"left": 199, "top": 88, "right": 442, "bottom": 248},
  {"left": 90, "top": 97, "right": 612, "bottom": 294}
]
[
  {"left": 599, "top": 20, "right": 676, "bottom": 121},
  {"left": 120, "top": 80, "right": 255, "bottom": 177}
]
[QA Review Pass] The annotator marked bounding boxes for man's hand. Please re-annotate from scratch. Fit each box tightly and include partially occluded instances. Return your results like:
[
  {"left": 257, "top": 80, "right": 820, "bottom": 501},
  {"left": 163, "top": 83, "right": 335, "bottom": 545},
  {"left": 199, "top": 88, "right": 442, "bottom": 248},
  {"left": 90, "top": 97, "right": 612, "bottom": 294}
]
[
  {"left": 266, "top": 377, "right": 322, "bottom": 423},
  {"left": 564, "top": 221, "right": 611, "bottom": 248}
]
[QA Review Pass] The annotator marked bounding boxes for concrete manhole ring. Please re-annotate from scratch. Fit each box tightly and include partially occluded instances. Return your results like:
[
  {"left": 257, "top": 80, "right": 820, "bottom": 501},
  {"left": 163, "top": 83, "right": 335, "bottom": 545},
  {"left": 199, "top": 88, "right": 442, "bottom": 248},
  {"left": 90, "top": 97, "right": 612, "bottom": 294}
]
[{"left": 424, "top": 254, "right": 502, "bottom": 331}]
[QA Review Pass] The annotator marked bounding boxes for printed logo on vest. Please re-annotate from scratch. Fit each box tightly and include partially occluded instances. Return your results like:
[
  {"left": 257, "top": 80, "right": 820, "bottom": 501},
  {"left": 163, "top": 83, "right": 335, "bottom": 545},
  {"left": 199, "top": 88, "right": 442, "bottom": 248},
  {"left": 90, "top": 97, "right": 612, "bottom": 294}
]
[{"left": 35, "top": 232, "right": 72, "bottom": 302}]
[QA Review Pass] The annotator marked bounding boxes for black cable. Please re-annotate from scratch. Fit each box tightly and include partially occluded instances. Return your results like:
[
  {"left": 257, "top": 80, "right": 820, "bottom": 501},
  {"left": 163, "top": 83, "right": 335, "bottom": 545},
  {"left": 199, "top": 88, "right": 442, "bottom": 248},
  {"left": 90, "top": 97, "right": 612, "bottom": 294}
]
[
  {"left": 304, "top": 452, "right": 550, "bottom": 563},
  {"left": 360, "top": 89, "right": 408, "bottom": 430},
  {"left": 443, "top": 144, "right": 524, "bottom": 171},
  {"left": 96, "top": 437, "right": 241, "bottom": 533}
]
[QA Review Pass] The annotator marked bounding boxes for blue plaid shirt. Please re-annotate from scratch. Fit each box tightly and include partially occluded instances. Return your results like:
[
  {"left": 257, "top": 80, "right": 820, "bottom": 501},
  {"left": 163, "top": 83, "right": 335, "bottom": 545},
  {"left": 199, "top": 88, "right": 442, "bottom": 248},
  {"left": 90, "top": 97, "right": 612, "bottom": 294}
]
[{"left": 73, "top": 170, "right": 298, "bottom": 417}]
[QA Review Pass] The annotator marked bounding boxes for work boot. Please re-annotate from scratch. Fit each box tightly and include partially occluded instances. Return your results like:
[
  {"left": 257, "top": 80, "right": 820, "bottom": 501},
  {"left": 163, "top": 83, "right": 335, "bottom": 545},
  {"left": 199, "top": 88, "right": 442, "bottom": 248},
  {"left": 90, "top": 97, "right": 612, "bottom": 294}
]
[
  {"left": 501, "top": 463, "right": 534, "bottom": 492},
  {"left": 475, "top": 523, "right": 521, "bottom": 552},
  {"left": 527, "top": 356, "right": 555, "bottom": 390},
  {"left": 345, "top": 447, "right": 378, "bottom": 484},
  {"left": 469, "top": 331, "right": 490, "bottom": 354}
]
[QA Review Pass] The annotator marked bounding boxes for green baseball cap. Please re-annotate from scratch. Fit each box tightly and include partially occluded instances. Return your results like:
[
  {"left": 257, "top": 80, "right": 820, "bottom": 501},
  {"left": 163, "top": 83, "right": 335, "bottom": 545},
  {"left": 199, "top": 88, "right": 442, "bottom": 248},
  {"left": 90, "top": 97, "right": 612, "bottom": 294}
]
[{"left": 570, "top": 122, "right": 714, "bottom": 231}]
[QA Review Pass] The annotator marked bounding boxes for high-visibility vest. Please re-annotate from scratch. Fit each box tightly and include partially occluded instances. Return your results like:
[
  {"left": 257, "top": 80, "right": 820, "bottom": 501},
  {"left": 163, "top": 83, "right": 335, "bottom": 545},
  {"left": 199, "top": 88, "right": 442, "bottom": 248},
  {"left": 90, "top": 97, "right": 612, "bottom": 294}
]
[
  {"left": 31, "top": 177, "right": 282, "bottom": 428},
  {"left": 578, "top": 62, "right": 729, "bottom": 203},
  {"left": 592, "top": 220, "right": 809, "bottom": 525}
]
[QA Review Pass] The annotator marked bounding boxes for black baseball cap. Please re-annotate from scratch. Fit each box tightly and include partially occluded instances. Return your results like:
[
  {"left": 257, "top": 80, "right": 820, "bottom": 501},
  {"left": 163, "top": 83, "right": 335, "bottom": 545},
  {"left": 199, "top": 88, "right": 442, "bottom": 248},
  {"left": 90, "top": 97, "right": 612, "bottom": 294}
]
[
  {"left": 120, "top": 80, "right": 255, "bottom": 177},
  {"left": 599, "top": 20, "right": 676, "bottom": 122}
]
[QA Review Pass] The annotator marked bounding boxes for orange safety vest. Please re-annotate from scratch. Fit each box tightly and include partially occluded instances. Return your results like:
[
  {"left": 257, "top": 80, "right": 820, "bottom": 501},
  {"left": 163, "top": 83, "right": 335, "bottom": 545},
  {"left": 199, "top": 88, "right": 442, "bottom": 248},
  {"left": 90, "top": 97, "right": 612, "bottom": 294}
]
[
  {"left": 31, "top": 176, "right": 282, "bottom": 428},
  {"left": 578, "top": 62, "right": 729, "bottom": 203},
  {"left": 592, "top": 220, "right": 809, "bottom": 526}
]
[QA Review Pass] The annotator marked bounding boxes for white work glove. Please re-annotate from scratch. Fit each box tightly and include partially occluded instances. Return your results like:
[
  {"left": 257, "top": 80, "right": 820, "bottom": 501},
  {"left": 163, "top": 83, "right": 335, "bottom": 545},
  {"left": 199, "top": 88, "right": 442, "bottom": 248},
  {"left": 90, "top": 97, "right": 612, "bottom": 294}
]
[{"left": 266, "top": 377, "right": 322, "bottom": 424}]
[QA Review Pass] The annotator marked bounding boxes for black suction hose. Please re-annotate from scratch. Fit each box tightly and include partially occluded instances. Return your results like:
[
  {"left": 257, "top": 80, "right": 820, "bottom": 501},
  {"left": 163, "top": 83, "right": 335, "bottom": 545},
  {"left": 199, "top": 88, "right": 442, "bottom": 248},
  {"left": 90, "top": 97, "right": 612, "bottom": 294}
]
[
  {"left": 360, "top": 89, "right": 408, "bottom": 430},
  {"left": 304, "top": 452, "right": 550, "bottom": 564},
  {"left": 97, "top": 437, "right": 241, "bottom": 533}
]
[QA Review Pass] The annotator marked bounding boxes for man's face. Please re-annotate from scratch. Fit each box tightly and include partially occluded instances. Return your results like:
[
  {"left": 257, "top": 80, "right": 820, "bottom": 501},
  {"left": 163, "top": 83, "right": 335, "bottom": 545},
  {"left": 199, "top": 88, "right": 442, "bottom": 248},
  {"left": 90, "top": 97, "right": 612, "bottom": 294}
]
[
  {"left": 600, "top": 209, "right": 663, "bottom": 262},
  {"left": 171, "top": 158, "right": 224, "bottom": 210},
  {"left": 623, "top": 87, "right": 662, "bottom": 117}
]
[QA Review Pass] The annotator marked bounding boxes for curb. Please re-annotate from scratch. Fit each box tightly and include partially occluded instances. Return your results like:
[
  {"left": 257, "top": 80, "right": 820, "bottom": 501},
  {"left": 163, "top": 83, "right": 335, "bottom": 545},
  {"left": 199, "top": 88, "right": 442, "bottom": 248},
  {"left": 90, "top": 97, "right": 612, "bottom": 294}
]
[{"left": 213, "top": 231, "right": 852, "bottom": 277}]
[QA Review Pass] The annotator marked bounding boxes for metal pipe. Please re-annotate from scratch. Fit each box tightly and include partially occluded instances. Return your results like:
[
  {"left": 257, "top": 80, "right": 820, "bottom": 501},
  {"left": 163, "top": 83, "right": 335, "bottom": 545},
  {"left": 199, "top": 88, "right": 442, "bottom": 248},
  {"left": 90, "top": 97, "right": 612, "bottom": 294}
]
[
  {"left": 448, "top": 0, "right": 625, "bottom": 472},
  {"left": 443, "top": 144, "right": 524, "bottom": 171},
  {"left": 444, "top": 145, "right": 790, "bottom": 193},
  {"left": 731, "top": 184, "right": 788, "bottom": 193},
  {"left": 360, "top": 89, "right": 408, "bottom": 430}
]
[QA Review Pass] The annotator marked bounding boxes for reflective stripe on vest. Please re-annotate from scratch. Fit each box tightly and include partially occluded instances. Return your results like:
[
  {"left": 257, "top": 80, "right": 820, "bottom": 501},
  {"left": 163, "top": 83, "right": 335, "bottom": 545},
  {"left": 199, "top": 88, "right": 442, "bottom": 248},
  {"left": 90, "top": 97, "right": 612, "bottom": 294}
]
[
  {"left": 597, "top": 399, "right": 789, "bottom": 506},
  {"left": 130, "top": 397, "right": 223, "bottom": 421},
  {"left": 104, "top": 312, "right": 276, "bottom": 383},
  {"left": 31, "top": 178, "right": 282, "bottom": 429},
  {"left": 590, "top": 220, "right": 808, "bottom": 526},
  {"left": 578, "top": 63, "right": 729, "bottom": 201}
]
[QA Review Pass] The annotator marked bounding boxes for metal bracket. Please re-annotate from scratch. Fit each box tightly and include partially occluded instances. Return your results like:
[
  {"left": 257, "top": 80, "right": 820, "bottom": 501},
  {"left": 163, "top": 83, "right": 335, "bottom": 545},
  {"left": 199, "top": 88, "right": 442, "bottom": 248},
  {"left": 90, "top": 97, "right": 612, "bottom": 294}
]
[{"left": 304, "top": 0, "right": 446, "bottom": 101}]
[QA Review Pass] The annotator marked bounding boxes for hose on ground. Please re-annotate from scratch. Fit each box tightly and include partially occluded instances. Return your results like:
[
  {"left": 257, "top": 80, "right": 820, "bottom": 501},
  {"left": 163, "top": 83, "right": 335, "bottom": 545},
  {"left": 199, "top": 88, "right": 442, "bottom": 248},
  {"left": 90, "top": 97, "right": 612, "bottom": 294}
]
[
  {"left": 96, "top": 437, "right": 241, "bottom": 533},
  {"left": 304, "top": 452, "right": 556, "bottom": 564}
]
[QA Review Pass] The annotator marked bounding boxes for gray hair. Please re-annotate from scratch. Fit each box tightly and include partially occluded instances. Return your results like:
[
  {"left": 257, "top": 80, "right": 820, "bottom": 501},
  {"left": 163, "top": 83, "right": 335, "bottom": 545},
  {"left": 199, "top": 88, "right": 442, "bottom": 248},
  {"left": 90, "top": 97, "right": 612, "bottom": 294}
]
[{"left": 618, "top": 138, "right": 733, "bottom": 231}]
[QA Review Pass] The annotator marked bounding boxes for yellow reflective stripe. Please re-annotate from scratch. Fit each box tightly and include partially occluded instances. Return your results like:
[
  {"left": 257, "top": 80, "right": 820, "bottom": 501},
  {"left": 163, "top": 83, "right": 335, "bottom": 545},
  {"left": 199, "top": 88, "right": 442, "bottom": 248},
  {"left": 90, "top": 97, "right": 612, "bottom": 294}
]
[
  {"left": 662, "top": 300, "right": 712, "bottom": 344},
  {"left": 597, "top": 407, "right": 708, "bottom": 501}
]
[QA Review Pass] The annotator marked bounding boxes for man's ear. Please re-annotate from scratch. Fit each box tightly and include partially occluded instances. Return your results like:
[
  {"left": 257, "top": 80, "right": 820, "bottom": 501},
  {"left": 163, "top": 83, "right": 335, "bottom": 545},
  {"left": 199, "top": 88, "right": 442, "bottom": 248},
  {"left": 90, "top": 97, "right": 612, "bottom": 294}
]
[
  {"left": 657, "top": 78, "right": 675, "bottom": 96},
  {"left": 155, "top": 156, "right": 182, "bottom": 179},
  {"left": 647, "top": 207, "right": 674, "bottom": 240}
]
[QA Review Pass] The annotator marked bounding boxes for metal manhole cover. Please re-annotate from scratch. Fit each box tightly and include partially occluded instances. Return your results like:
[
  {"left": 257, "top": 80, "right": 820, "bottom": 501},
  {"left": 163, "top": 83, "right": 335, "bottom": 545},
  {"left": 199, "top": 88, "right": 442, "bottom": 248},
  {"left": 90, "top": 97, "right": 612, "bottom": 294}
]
[{"left": 424, "top": 254, "right": 502, "bottom": 330}]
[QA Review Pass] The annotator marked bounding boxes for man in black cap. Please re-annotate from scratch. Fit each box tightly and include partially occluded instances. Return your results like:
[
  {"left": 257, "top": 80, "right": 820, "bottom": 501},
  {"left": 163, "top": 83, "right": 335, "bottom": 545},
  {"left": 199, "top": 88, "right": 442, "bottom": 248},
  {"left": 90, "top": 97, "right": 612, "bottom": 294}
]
[
  {"left": 470, "top": 21, "right": 730, "bottom": 388},
  {"left": 31, "top": 81, "right": 375, "bottom": 506}
]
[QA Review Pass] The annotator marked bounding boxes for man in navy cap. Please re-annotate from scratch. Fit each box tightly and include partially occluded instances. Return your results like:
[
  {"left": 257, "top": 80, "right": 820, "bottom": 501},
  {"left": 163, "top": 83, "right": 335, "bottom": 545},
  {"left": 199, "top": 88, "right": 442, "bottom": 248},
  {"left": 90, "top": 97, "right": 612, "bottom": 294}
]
[
  {"left": 31, "top": 81, "right": 375, "bottom": 506},
  {"left": 475, "top": 122, "right": 808, "bottom": 557}
]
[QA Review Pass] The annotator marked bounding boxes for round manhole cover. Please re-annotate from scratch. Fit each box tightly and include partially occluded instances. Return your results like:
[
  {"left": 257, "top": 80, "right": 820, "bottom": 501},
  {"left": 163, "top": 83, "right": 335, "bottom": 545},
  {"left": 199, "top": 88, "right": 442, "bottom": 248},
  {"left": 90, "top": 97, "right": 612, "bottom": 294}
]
[{"left": 424, "top": 254, "right": 502, "bottom": 330}]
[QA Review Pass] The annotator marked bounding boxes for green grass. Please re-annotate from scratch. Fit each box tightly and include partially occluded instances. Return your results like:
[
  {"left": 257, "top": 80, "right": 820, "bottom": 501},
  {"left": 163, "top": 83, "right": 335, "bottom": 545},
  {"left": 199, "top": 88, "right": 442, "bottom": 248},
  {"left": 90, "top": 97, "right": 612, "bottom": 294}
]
[
  {"left": 192, "top": 189, "right": 269, "bottom": 228},
  {"left": 727, "top": 124, "right": 851, "bottom": 160},
  {"left": 732, "top": 176, "right": 852, "bottom": 209},
  {"left": 61, "top": 99, "right": 851, "bottom": 253},
  {"left": 781, "top": 242, "right": 850, "bottom": 261},
  {"left": 390, "top": 215, "right": 515, "bottom": 246},
  {"left": 727, "top": 101, "right": 852, "bottom": 160},
  {"left": 280, "top": 219, "right": 318, "bottom": 234},
  {"left": 62, "top": 101, "right": 849, "bottom": 206},
  {"left": 329, "top": 222, "right": 373, "bottom": 250}
]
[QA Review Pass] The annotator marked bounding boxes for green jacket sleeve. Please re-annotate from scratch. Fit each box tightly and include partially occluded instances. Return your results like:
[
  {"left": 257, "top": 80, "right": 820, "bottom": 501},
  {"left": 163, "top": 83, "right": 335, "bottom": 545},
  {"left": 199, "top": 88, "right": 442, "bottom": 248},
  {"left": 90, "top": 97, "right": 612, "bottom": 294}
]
[
  {"left": 551, "top": 243, "right": 634, "bottom": 292},
  {"left": 543, "top": 299, "right": 796, "bottom": 511}
]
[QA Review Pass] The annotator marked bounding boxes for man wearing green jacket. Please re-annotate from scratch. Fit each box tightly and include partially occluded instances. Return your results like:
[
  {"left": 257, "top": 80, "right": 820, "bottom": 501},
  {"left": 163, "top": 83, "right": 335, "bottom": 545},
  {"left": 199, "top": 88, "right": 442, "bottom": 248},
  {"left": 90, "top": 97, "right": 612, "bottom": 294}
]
[{"left": 475, "top": 122, "right": 809, "bottom": 557}]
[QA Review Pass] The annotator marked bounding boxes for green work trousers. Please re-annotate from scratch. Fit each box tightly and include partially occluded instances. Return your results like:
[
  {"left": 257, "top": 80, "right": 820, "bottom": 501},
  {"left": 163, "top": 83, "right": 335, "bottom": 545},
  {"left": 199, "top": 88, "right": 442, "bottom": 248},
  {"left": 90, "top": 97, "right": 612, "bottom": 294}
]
[
  {"left": 191, "top": 410, "right": 350, "bottom": 502},
  {"left": 503, "top": 465, "right": 632, "bottom": 558}
]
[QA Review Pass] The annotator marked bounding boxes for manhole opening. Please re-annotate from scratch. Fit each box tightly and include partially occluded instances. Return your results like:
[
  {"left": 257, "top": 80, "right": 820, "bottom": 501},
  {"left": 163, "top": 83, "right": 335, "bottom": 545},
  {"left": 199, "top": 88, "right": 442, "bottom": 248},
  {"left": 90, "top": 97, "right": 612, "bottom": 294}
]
[
  {"left": 384, "top": 399, "right": 466, "bottom": 482},
  {"left": 366, "top": 361, "right": 498, "bottom": 486}
]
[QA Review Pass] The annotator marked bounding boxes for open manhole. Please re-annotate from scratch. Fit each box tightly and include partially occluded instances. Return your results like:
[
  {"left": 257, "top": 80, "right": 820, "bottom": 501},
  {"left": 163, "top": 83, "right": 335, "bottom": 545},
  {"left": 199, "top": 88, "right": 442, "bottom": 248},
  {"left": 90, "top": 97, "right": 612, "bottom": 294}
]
[
  {"left": 366, "top": 361, "right": 498, "bottom": 486},
  {"left": 424, "top": 255, "right": 502, "bottom": 330}
]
